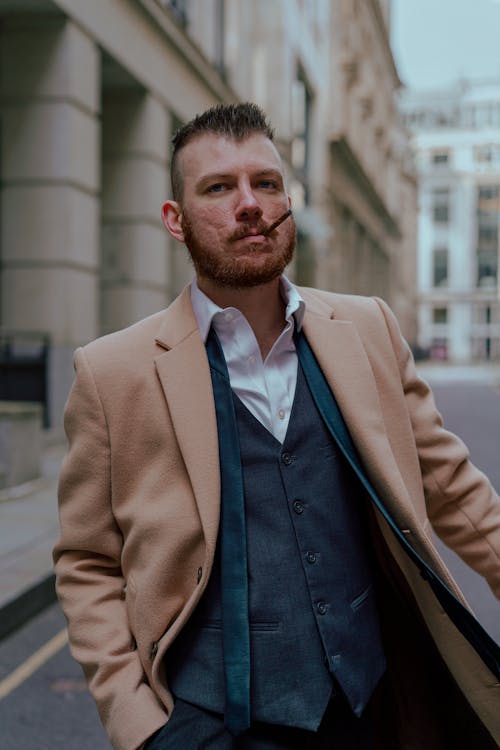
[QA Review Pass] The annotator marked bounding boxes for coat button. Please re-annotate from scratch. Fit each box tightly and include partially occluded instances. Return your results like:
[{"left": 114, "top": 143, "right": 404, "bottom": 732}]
[
  {"left": 150, "top": 641, "right": 158, "bottom": 660},
  {"left": 197, "top": 566, "right": 203, "bottom": 584}
]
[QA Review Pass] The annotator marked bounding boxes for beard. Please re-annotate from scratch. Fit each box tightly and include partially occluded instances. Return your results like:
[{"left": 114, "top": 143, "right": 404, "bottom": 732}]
[{"left": 181, "top": 210, "right": 296, "bottom": 288}]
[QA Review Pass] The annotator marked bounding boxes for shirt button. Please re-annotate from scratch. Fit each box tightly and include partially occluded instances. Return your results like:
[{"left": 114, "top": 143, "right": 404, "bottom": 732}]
[
  {"left": 224, "top": 311, "right": 233, "bottom": 322},
  {"left": 248, "top": 355, "right": 256, "bottom": 365},
  {"left": 281, "top": 452, "right": 292, "bottom": 465},
  {"left": 305, "top": 551, "right": 317, "bottom": 564},
  {"left": 278, "top": 409, "right": 285, "bottom": 420},
  {"left": 293, "top": 500, "right": 304, "bottom": 514},
  {"left": 316, "top": 601, "right": 328, "bottom": 615}
]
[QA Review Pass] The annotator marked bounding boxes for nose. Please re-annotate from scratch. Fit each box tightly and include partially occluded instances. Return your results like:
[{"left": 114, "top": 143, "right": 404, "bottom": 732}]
[{"left": 235, "top": 183, "right": 262, "bottom": 222}]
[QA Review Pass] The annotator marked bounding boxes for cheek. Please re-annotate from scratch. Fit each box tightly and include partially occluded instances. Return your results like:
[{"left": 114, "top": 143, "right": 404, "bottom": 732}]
[
  {"left": 192, "top": 206, "right": 231, "bottom": 235},
  {"left": 204, "top": 205, "right": 231, "bottom": 227}
]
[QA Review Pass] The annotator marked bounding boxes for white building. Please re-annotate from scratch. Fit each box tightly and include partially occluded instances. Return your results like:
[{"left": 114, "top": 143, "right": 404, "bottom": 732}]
[{"left": 401, "top": 80, "right": 500, "bottom": 362}]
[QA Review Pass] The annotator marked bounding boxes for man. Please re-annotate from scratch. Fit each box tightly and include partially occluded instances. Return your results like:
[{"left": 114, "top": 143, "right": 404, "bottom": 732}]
[{"left": 54, "top": 103, "right": 500, "bottom": 750}]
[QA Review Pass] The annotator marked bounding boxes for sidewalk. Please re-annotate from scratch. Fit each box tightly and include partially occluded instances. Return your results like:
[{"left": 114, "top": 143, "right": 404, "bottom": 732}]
[{"left": 0, "top": 443, "right": 64, "bottom": 640}]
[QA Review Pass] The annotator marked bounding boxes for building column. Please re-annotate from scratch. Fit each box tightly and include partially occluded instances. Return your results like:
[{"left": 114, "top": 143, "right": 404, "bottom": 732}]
[
  {"left": 0, "top": 17, "right": 100, "bottom": 430},
  {"left": 100, "top": 91, "right": 171, "bottom": 334},
  {"left": 450, "top": 303, "right": 472, "bottom": 362}
]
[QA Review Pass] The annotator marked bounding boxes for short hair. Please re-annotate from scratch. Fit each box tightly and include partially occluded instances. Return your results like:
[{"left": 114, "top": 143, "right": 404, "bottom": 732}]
[{"left": 170, "top": 102, "right": 275, "bottom": 202}]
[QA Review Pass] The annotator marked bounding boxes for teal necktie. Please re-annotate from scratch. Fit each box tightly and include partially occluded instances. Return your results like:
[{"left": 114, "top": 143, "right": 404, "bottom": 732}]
[{"left": 205, "top": 328, "right": 251, "bottom": 735}]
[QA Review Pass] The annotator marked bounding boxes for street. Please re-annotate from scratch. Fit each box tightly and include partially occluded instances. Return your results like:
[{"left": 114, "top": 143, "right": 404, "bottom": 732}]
[
  {"left": 426, "top": 377, "right": 500, "bottom": 642},
  {"left": 0, "top": 603, "right": 109, "bottom": 749},
  {"left": 0, "top": 378, "right": 499, "bottom": 749}
]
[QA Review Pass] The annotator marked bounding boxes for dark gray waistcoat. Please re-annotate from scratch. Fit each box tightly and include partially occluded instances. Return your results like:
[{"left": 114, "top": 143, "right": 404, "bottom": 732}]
[{"left": 166, "top": 365, "right": 386, "bottom": 730}]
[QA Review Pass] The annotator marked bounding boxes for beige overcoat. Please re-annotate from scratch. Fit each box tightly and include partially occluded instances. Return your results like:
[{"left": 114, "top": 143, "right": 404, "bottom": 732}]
[{"left": 54, "top": 286, "right": 500, "bottom": 750}]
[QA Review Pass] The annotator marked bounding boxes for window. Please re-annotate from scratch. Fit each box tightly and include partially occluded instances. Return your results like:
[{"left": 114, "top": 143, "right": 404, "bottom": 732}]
[
  {"left": 478, "top": 184, "right": 500, "bottom": 202},
  {"left": 432, "top": 307, "right": 448, "bottom": 324},
  {"left": 475, "top": 145, "right": 500, "bottom": 164},
  {"left": 476, "top": 185, "right": 500, "bottom": 287},
  {"left": 477, "top": 250, "right": 497, "bottom": 287},
  {"left": 474, "top": 304, "right": 496, "bottom": 324},
  {"left": 432, "top": 152, "right": 449, "bottom": 165},
  {"left": 432, "top": 188, "right": 450, "bottom": 223},
  {"left": 432, "top": 247, "right": 448, "bottom": 287}
]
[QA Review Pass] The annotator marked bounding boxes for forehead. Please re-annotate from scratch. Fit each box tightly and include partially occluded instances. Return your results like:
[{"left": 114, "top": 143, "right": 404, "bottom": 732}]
[{"left": 178, "top": 133, "right": 284, "bottom": 184}]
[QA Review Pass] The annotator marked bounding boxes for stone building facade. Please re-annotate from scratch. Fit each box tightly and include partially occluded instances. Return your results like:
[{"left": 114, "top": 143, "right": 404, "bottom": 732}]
[
  {"left": 321, "top": 0, "right": 417, "bottom": 342},
  {"left": 0, "top": 0, "right": 416, "bottom": 437},
  {"left": 401, "top": 79, "right": 500, "bottom": 362}
]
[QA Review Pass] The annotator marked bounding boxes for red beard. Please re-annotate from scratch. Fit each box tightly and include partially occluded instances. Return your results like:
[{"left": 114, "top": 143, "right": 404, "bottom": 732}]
[{"left": 181, "top": 211, "right": 296, "bottom": 288}]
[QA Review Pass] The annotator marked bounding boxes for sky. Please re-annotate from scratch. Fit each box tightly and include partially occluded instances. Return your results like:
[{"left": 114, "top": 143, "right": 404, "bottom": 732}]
[{"left": 391, "top": 0, "right": 500, "bottom": 91}]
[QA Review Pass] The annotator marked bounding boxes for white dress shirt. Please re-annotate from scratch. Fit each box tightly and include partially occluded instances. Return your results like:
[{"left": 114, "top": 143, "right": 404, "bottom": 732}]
[{"left": 190, "top": 276, "right": 305, "bottom": 444}]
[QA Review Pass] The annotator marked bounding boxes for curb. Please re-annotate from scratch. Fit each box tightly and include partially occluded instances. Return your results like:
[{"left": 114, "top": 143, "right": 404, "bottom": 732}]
[
  {"left": 0, "top": 573, "right": 57, "bottom": 642},
  {"left": 0, "top": 476, "right": 52, "bottom": 505}
]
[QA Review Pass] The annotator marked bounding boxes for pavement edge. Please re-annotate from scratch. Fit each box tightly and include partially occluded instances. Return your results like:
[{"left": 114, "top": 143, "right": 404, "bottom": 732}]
[{"left": 0, "top": 574, "right": 57, "bottom": 642}]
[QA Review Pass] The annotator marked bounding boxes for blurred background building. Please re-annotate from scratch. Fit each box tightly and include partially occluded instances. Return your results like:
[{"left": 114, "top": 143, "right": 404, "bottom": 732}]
[
  {"left": 401, "top": 79, "right": 500, "bottom": 363},
  {"left": 0, "top": 0, "right": 416, "bottom": 476}
]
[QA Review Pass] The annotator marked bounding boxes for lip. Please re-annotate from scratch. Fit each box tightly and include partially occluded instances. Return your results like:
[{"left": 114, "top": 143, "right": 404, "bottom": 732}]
[{"left": 235, "top": 233, "right": 267, "bottom": 243}]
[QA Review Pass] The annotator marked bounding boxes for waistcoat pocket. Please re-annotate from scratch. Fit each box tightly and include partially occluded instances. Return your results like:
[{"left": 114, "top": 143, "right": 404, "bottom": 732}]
[{"left": 350, "top": 584, "right": 372, "bottom": 611}]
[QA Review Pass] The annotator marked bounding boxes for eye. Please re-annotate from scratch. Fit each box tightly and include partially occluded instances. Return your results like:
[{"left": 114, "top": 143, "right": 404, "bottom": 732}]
[
  {"left": 257, "top": 180, "right": 279, "bottom": 190},
  {"left": 207, "top": 183, "right": 228, "bottom": 193}
]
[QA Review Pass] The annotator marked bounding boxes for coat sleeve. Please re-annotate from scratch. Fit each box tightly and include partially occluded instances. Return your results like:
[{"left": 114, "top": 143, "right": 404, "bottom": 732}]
[
  {"left": 53, "top": 347, "right": 167, "bottom": 750},
  {"left": 374, "top": 298, "right": 500, "bottom": 599}
]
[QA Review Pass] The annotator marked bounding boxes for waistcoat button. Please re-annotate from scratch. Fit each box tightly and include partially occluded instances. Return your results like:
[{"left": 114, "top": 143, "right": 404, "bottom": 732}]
[
  {"left": 281, "top": 451, "right": 293, "bottom": 465},
  {"left": 316, "top": 601, "right": 327, "bottom": 615},
  {"left": 305, "top": 551, "right": 317, "bottom": 564},
  {"left": 292, "top": 500, "right": 304, "bottom": 514}
]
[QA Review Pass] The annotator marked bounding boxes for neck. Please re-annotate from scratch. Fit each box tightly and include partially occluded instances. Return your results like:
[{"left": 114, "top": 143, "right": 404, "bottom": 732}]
[{"left": 197, "top": 276, "right": 286, "bottom": 360}]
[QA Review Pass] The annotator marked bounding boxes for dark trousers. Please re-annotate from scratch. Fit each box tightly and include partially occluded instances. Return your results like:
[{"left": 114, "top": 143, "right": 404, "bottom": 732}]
[{"left": 144, "top": 681, "right": 394, "bottom": 750}]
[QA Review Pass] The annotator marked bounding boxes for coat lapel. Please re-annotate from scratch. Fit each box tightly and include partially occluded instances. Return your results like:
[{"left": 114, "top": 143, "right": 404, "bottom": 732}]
[
  {"left": 154, "top": 287, "right": 220, "bottom": 560},
  {"left": 300, "top": 291, "right": 422, "bottom": 533}
]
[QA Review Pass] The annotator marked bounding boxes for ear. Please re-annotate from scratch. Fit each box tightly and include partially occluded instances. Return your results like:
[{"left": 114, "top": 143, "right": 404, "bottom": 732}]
[{"left": 161, "top": 200, "right": 185, "bottom": 243}]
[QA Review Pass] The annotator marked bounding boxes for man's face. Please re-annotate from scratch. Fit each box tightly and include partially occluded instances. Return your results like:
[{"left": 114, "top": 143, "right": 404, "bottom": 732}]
[{"left": 164, "top": 133, "right": 295, "bottom": 288}]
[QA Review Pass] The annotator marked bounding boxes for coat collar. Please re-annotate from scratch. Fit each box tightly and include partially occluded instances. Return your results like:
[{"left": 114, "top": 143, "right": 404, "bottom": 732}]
[
  {"left": 154, "top": 286, "right": 221, "bottom": 563},
  {"left": 155, "top": 285, "right": 199, "bottom": 351}
]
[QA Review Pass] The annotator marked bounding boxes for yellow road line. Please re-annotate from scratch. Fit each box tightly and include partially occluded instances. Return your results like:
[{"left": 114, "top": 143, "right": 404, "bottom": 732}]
[{"left": 0, "top": 627, "right": 68, "bottom": 700}]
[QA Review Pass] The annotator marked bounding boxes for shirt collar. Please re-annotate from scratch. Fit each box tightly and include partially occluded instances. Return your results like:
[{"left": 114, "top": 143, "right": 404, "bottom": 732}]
[{"left": 190, "top": 275, "right": 305, "bottom": 344}]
